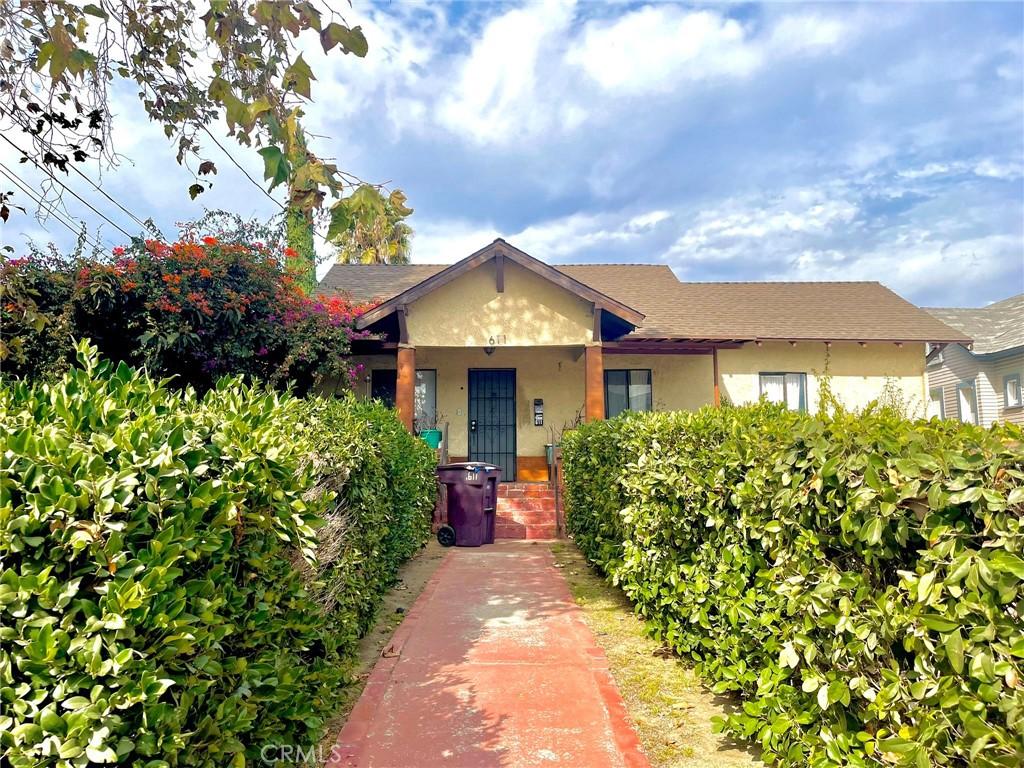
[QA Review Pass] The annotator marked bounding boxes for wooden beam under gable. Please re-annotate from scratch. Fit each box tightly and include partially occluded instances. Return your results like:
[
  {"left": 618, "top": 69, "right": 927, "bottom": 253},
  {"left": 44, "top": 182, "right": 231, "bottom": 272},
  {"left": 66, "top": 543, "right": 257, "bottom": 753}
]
[
  {"left": 397, "top": 305, "right": 409, "bottom": 345},
  {"left": 495, "top": 252, "right": 504, "bottom": 293}
]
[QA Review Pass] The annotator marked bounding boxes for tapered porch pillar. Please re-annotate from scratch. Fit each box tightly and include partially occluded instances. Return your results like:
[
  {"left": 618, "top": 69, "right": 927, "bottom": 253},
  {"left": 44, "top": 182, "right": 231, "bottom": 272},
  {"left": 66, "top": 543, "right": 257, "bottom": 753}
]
[
  {"left": 396, "top": 345, "right": 415, "bottom": 432},
  {"left": 584, "top": 343, "right": 604, "bottom": 422}
]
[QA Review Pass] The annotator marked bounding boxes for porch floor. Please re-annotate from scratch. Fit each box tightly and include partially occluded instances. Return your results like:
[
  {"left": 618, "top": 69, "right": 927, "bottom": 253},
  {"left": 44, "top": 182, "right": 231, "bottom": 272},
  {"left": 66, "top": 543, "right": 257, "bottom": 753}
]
[{"left": 328, "top": 542, "right": 647, "bottom": 767}]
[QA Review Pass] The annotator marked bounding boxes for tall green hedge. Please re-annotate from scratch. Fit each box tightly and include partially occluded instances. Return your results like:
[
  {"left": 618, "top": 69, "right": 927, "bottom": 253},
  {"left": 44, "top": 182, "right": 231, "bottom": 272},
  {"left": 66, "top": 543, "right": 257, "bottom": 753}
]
[
  {"left": 0, "top": 343, "right": 434, "bottom": 766},
  {"left": 563, "top": 405, "right": 1024, "bottom": 767}
]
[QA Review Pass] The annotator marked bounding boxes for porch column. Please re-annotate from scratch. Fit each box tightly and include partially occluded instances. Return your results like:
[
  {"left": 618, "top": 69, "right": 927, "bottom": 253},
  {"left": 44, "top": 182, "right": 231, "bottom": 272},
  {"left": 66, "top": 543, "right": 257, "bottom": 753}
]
[
  {"left": 584, "top": 343, "right": 604, "bottom": 422},
  {"left": 712, "top": 346, "right": 721, "bottom": 407},
  {"left": 396, "top": 344, "right": 415, "bottom": 432}
]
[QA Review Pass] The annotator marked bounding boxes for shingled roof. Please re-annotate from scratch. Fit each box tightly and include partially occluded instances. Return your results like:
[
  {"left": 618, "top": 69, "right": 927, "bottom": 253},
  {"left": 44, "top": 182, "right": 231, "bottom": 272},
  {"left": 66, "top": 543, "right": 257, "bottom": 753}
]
[
  {"left": 926, "top": 294, "right": 1024, "bottom": 354},
  {"left": 319, "top": 245, "right": 969, "bottom": 344}
]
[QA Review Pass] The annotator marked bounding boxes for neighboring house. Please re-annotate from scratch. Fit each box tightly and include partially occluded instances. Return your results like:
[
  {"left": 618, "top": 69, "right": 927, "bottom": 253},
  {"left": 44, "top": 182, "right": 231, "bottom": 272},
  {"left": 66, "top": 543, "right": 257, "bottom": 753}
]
[
  {"left": 925, "top": 294, "right": 1024, "bottom": 426},
  {"left": 319, "top": 239, "right": 968, "bottom": 482}
]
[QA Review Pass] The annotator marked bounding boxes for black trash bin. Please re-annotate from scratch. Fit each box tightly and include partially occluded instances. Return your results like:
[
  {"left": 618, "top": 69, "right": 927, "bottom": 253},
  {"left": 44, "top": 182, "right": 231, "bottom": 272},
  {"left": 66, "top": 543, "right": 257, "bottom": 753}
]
[{"left": 436, "top": 462, "right": 502, "bottom": 547}]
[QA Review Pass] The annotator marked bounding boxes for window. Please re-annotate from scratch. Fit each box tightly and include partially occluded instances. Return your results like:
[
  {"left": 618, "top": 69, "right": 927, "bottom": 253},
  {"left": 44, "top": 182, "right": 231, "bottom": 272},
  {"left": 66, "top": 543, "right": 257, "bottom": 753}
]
[
  {"left": 927, "top": 387, "right": 945, "bottom": 419},
  {"left": 414, "top": 370, "right": 437, "bottom": 431},
  {"left": 956, "top": 380, "right": 979, "bottom": 424},
  {"left": 370, "top": 369, "right": 396, "bottom": 406},
  {"left": 1005, "top": 374, "right": 1022, "bottom": 409},
  {"left": 759, "top": 373, "right": 807, "bottom": 412},
  {"left": 371, "top": 369, "right": 438, "bottom": 432},
  {"left": 605, "top": 369, "right": 652, "bottom": 418}
]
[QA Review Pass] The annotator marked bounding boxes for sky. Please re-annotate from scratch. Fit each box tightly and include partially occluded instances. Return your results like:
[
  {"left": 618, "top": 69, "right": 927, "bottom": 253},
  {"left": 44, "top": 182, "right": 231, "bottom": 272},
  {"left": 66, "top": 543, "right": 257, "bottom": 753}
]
[{"left": 1, "top": 0, "right": 1022, "bottom": 308}]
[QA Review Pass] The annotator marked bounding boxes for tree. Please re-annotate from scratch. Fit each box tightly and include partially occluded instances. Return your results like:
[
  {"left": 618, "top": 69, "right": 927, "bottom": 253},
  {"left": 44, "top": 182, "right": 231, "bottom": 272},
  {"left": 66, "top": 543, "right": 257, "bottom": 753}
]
[
  {"left": 332, "top": 184, "right": 414, "bottom": 264},
  {"left": 0, "top": 1, "right": 406, "bottom": 289}
]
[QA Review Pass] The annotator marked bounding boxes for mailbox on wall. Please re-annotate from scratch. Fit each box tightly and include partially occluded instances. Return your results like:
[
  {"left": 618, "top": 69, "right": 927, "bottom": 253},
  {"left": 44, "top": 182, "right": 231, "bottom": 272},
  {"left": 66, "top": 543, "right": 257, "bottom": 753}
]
[{"left": 533, "top": 398, "right": 544, "bottom": 427}]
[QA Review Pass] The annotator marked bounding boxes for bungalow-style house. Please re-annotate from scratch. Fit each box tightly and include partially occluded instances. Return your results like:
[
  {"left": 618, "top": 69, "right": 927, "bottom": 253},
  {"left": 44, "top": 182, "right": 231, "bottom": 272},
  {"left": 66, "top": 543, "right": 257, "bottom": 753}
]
[
  {"left": 925, "top": 294, "right": 1024, "bottom": 426},
  {"left": 320, "top": 239, "right": 968, "bottom": 486}
]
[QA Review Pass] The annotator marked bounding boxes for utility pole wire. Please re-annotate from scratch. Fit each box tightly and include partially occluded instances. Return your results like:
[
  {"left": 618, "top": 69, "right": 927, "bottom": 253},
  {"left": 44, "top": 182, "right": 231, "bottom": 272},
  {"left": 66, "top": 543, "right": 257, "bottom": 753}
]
[
  {"left": 0, "top": 125, "right": 152, "bottom": 232},
  {"left": 0, "top": 162, "right": 113, "bottom": 253},
  {"left": 0, "top": 137, "right": 135, "bottom": 240},
  {"left": 199, "top": 126, "right": 338, "bottom": 251}
]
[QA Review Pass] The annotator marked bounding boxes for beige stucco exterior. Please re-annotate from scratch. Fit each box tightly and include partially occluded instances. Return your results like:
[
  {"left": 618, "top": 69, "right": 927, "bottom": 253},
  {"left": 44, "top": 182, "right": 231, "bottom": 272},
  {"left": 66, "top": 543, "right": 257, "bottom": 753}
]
[
  {"left": 343, "top": 264, "right": 931, "bottom": 479},
  {"left": 719, "top": 341, "right": 927, "bottom": 416},
  {"left": 405, "top": 260, "right": 596, "bottom": 347}
]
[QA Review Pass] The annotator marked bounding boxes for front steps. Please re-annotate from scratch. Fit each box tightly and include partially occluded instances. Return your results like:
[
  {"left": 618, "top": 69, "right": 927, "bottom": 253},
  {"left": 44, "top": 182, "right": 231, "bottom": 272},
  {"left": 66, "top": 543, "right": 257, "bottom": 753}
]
[{"left": 496, "top": 482, "right": 557, "bottom": 540}]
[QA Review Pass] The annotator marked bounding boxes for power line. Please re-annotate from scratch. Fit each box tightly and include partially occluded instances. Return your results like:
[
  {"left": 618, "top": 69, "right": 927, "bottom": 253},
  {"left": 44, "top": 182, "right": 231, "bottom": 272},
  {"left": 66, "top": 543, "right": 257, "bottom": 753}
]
[
  {"left": 201, "top": 125, "right": 285, "bottom": 212},
  {"left": 199, "top": 125, "right": 338, "bottom": 250},
  {"left": 0, "top": 129, "right": 151, "bottom": 232},
  {"left": 0, "top": 134, "right": 135, "bottom": 240},
  {"left": 0, "top": 162, "right": 113, "bottom": 253}
]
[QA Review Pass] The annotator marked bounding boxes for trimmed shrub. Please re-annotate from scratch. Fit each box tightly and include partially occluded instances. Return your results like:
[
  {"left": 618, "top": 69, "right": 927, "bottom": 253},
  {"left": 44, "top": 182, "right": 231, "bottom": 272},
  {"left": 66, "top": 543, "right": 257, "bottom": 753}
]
[
  {"left": 563, "top": 405, "right": 1024, "bottom": 767},
  {"left": 298, "top": 395, "right": 437, "bottom": 659},
  {"left": 0, "top": 343, "right": 434, "bottom": 766}
]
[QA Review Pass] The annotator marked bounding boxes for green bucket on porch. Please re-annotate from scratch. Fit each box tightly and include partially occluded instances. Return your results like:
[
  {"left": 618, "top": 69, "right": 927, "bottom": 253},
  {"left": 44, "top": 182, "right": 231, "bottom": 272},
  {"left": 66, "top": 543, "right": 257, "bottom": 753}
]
[{"left": 420, "top": 429, "right": 443, "bottom": 449}]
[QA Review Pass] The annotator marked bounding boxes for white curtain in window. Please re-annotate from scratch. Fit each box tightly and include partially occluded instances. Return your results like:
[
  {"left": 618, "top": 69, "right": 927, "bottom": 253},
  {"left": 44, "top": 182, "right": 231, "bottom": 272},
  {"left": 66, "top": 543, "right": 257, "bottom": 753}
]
[
  {"left": 628, "top": 370, "right": 653, "bottom": 412},
  {"left": 784, "top": 373, "right": 805, "bottom": 412},
  {"left": 414, "top": 370, "right": 436, "bottom": 430},
  {"left": 959, "top": 384, "right": 977, "bottom": 424},
  {"left": 761, "top": 374, "right": 785, "bottom": 404}
]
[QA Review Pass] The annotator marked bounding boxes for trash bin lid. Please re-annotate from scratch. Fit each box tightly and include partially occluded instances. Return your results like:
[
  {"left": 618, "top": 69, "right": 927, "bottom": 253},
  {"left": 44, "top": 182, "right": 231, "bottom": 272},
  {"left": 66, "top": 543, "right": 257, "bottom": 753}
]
[{"left": 437, "top": 461, "right": 499, "bottom": 472}]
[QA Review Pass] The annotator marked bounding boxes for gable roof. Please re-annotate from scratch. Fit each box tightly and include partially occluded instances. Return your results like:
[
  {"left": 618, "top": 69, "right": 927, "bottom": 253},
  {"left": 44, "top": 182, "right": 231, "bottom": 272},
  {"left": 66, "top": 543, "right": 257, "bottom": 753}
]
[
  {"left": 926, "top": 293, "right": 1024, "bottom": 354},
  {"left": 351, "top": 240, "right": 645, "bottom": 330},
  {"left": 320, "top": 241, "right": 971, "bottom": 344}
]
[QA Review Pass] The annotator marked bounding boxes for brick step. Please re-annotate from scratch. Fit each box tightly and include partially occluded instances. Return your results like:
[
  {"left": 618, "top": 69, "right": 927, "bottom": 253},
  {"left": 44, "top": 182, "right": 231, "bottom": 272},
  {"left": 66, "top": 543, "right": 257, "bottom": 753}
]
[
  {"left": 498, "top": 486, "right": 555, "bottom": 500},
  {"left": 495, "top": 522, "right": 557, "bottom": 540},
  {"left": 496, "top": 512, "right": 555, "bottom": 525},
  {"left": 497, "top": 498, "right": 555, "bottom": 513}
]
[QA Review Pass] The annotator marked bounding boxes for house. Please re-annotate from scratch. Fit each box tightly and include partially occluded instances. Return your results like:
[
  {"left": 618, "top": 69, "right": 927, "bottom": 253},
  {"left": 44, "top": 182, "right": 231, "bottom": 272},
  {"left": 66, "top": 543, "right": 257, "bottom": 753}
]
[
  {"left": 925, "top": 294, "right": 1024, "bottom": 426},
  {"left": 319, "top": 239, "right": 969, "bottom": 483}
]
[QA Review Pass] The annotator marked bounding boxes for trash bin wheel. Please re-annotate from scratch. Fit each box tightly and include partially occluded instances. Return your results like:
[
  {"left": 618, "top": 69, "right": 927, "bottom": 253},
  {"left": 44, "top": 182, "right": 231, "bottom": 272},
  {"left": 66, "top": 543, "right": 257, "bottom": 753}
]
[{"left": 437, "top": 525, "right": 456, "bottom": 547}]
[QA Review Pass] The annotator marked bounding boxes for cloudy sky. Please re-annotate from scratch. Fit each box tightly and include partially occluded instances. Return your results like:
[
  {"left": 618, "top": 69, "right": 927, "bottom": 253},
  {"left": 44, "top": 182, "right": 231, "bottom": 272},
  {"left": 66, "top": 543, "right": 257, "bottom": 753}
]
[{"left": 2, "top": 1, "right": 1022, "bottom": 307}]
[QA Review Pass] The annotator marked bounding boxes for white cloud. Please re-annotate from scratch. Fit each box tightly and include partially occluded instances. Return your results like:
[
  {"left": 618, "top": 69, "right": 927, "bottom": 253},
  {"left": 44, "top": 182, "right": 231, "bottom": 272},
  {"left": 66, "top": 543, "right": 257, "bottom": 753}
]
[
  {"left": 409, "top": 205, "right": 672, "bottom": 264},
  {"left": 436, "top": 0, "right": 577, "bottom": 145},
  {"left": 974, "top": 158, "right": 1022, "bottom": 180},
  {"left": 670, "top": 186, "right": 859, "bottom": 262},
  {"left": 410, "top": 218, "right": 502, "bottom": 264},
  {"left": 566, "top": 7, "right": 855, "bottom": 95},
  {"left": 565, "top": 8, "right": 758, "bottom": 93}
]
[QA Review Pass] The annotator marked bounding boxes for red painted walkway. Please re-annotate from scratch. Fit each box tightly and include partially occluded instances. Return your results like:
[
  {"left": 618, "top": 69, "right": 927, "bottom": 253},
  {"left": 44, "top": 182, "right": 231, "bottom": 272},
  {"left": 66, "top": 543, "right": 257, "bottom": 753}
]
[{"left": 328, "top": 542, "right": 648, "bottom": 768}]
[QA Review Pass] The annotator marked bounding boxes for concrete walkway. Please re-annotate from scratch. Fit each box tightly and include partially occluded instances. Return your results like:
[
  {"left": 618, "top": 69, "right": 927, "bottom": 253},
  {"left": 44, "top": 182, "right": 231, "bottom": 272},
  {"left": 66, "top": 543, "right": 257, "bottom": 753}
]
[{"left": 329, "top": 542, "right": 648, "bottom": 768}]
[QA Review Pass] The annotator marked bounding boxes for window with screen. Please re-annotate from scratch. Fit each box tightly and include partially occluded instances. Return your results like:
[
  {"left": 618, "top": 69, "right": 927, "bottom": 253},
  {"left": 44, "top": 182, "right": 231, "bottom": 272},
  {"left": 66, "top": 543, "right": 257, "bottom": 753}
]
[
  {"left": 605, "top": 369, "right": 653, "bottom": 418},
  {"left": 1005, "top": 374, "right": 1022, "bottom": 409}
]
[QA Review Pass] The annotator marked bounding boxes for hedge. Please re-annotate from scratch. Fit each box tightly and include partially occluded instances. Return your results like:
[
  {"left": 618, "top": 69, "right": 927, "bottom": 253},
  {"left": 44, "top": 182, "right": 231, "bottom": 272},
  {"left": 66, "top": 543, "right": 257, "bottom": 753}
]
[
  {"left": 563, "top": 404, "right": 1024, "bottom": 767},
  {"left": 0, "top": 343, "right": 435, "bottom": 766}
]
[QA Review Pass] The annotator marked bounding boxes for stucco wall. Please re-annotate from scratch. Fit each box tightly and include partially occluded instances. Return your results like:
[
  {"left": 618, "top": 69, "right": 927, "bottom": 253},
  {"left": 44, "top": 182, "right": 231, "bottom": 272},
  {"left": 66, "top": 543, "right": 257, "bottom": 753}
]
[
  {"left": 601, "top": 354, "right": 715, "bottom": 411},
  {"left": 718, "top": 341, "right": 927, "bottom": 415},
  {"left": 348, "top": 342, "right": 928, "bottom": 457},
  {"left": 405, "top": 260, "right": 595, "bottom": 347}
]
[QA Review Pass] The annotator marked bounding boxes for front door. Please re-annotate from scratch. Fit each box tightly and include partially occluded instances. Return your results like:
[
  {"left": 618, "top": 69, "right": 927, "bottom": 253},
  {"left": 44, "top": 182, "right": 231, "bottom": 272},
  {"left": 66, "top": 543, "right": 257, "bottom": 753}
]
[{"left": 468, "top": 369, "right": 516, "bottom": 480}]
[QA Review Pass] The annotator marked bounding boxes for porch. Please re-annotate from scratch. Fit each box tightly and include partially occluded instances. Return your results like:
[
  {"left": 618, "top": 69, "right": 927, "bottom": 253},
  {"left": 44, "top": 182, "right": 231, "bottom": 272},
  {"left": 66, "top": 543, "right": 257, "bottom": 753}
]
[{"left": 347, "top": 343, "right": 722, "bottom": 483}]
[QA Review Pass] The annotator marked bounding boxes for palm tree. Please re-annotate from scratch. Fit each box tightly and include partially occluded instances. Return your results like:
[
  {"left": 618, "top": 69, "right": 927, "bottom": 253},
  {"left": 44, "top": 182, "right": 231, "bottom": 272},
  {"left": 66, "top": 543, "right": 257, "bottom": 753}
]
[{"left": 333, "top": 185, "right": 413, "bottom": 265}]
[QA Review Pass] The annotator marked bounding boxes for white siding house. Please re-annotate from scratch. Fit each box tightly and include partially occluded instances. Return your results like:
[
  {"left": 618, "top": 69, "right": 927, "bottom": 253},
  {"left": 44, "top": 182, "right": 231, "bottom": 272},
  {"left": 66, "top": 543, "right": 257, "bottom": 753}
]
[{"left": 926, "top": 294, "right": 1024, "bottom": 426}]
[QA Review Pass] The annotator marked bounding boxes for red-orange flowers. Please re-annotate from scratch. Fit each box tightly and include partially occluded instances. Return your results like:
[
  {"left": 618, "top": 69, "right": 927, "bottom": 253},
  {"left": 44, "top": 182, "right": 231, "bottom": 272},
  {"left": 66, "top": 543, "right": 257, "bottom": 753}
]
[{"left": 202, "top": 236, "right": 218, "bottom": 246}]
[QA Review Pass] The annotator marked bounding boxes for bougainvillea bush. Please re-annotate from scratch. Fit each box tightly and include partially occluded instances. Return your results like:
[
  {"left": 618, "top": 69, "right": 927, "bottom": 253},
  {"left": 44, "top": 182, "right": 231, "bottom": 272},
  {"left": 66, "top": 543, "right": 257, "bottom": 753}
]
[
  {"left": 0, "top": 343, "right": 434, "bottom": 766},
  {"left": 0, "top": 238, "right": 372, "bottom": 393},
  {"left": 562, "top": 405, "right": 1024, "bottom": 767}
]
